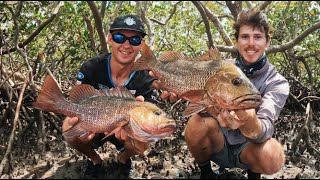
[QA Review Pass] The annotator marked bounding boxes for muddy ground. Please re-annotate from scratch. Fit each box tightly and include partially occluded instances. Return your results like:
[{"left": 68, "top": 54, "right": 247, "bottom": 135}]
[{"left": 0, "top": 100, "right": 320, "bottom": 179}]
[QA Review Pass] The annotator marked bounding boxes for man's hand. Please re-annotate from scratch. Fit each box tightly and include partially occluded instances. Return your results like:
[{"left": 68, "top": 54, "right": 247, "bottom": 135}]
[
  {"left": 234, "top": 109, "right": 257, "bottom": 123},
  {"left": 217, "top": 109, "right": 261, "bottom": 139},
  {"left": 236, "top": 109, "right": 262, "bottom": 139},
  {"left": 149, "top": 71, "right": 178, "bottom": 102},
  {"left": 217, "top": 109, "right": 243, "bottom": 130},
  {"left": 62, "top": 117, "right": 95, "bottom": 141},
  {"left": 217, "top": 109, "right": 256, "bottom": 130},
  {"left": 135, "top": 95, "right": 144, "bottom": 102}
]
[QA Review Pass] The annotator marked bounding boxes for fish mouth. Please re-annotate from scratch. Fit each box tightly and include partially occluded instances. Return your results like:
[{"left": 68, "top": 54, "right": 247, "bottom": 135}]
[
  {"left": 129, "top": 117, "right": 176, "bottom": 142},
  {"left": 144, "top": 121, "right": 176, "bottom": 134},
  {"left": 233, "top": 94, "right": 262, "bottom": 109},
  {"left": 157, "top": 120, "right": 176, "bottom": 131}
]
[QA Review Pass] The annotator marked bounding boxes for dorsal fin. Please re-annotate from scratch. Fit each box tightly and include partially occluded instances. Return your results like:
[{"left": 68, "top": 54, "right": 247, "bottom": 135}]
[
  {"left": 69, "top": 84, "right": 102, "bottom": 103},
  {"left": 158, "top": 51, "right": 189, "bottom": 62},
  {"left": 193, "top": 47, "right": 222, "bottom": 61},
  {"left": 99, "top": 86, "right": 135, "bottom": 100},
  {"left": 132, "top": 40, "right": 155, "bottom": 71}
]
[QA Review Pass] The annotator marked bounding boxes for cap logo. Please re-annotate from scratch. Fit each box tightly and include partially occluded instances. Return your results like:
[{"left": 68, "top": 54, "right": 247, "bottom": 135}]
[
  {"left": 77, "top": 71, "right": 84, "bottom": 80},
  {"left": 124, "top": 17, "right": 136, "bottom": 26}
]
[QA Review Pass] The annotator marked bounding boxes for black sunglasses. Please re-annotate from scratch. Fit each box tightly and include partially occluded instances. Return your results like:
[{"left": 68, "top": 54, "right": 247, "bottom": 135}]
[{"left": 111, "top": 33, "right": 142, "bottom": 46}]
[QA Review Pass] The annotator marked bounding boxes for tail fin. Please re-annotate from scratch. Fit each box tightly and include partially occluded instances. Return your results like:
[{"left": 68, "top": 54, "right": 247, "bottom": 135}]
[
  {"left": 133, "top": 40, "right": 156, "bottom": 71},
  {"left": 32, "top": 74, "right": 67, "bottom": 113}
]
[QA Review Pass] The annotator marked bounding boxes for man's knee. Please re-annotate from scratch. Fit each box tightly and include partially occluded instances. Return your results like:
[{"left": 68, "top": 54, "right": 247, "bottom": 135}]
[
  {"left": 185, "top": 114, "right": 223, "bottom": 154},
  {"left": 261, "top": 140, "right": 285, "bottom": 174},
  {"left": 245, "top": 139, "right": 285, "bottom": 174},
  {"left": 185, "top": 114, "right": 210, "bottom": 142}
]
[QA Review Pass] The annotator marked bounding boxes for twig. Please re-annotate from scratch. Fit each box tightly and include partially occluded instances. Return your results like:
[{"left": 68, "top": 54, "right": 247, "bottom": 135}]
[
  {"left": 0, "top": 71, "right": 29, "bottom": 175},
  {"left": 291, "top": 102, "right": 320, "bottom": 158}
]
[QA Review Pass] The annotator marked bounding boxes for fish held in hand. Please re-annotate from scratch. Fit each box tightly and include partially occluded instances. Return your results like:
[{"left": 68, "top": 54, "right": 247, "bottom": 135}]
[
  {"left": 32, "top": 74, "right": 176, "bottom": 142},
  {"left": 133, "top": 41, "right": 261, "bottom": 117}
]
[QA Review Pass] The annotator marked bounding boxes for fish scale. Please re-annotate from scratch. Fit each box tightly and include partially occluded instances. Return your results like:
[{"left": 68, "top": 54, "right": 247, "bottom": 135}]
[{"left": 160, "top": 63, "right": 217, "bottom": 92}]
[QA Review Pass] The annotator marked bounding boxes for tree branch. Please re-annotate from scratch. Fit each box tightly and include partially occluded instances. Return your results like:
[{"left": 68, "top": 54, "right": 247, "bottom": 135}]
[
  {"left": 257, "top": 1, "right": 272, "bottom": 11},
  {"left": 149, "top": 2, "right": 181, "bottom": 25},
  {"left": 192, "top": 1, "right": 215, "bottom": 49},
  {"left": 0, "top": 71, "right": 29, "bottom": 175},
  {"left": 217, "top": 21, "right": 320, "bottom": 54},
  {"left": 140, "top": 2, "right": 155, "bottom": 47},
  {"left": 87, "top": 1, "right": 108, "bottom": 53},
  {"left": 3, "top": 1, "right": 64, "bottom": 54},
  {"left": 100, "top": 1, "right": 106, "bottom": 20},
  {"left": 201, "top": 2, "right": 233, "bottom": 46},
  {"left": 269, "top": 21, "right": 320, "bottom": 53},
  {"left": 225, "top": 1, "right": 242, "bottom": 21},
  {"left": 82, "top": 14, "right": 96, "bottom": 51}
]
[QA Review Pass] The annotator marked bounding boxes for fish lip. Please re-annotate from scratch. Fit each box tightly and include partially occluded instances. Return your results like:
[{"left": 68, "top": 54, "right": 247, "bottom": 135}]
[
  {"left": 131, "top": 118, "right": 176, "bottom": 135},
  {"left": 149, "top": 124, "right": 176, "bottom": 134},
  {"left": 159, "top": 120, "right": 177, "bottom": 129},
  {"left": 233, "top": 93, "right": 262, "bottom": 108}
]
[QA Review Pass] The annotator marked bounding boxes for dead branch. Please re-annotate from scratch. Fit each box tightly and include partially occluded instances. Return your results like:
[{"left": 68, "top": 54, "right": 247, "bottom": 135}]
[
  {"left": 0, "top": 71, "right": 29, "bottom": 175},
  {"left": 291, "top": 102, "right": 320, "bottom": 158}
]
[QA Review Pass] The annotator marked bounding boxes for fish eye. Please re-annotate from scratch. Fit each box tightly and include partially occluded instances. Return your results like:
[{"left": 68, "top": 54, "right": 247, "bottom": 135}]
[
  {"left": 154, "top": 110, "right": 162, "bottom": 116},
  {"left": 232, "top": 78, "right": 242, "bottom": 86}
]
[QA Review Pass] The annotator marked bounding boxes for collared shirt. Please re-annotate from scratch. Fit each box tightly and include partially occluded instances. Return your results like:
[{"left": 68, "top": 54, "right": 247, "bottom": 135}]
[{"left": 222, "top": 59, "right": 290, "bottom": 145}]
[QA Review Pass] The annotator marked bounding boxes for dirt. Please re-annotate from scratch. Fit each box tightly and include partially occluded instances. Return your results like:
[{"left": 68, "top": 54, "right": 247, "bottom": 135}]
[{"left": 1, "top": 101, "right": 319, "bottom": 179}]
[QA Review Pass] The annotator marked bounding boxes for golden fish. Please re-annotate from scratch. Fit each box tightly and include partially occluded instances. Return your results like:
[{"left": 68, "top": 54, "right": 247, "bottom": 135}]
[
  {"left": 32, "top": 74, "right": 176, "bottom": 142},
  {"left": 133, "top": 41, "right": 261, "bottom": 117}
]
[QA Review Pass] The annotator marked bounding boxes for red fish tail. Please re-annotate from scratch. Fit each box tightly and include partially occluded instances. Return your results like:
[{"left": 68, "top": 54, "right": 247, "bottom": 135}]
[{"left": 32, "top": 75, "right": 69, "bottom": 114}]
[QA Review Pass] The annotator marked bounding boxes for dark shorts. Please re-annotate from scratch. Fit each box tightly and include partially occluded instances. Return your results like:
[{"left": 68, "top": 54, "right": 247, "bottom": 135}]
[
  {"left": 198, "top": 112, "right": 251, "bottom": 169},
  {"left": 210, "top": 137, "right": 250, "bottom": 170}
]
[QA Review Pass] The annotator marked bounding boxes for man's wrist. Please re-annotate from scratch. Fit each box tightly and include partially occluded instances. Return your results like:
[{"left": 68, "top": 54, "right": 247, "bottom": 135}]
[{"left": 239, "top": 117, "right": 261, "bottom": 139}]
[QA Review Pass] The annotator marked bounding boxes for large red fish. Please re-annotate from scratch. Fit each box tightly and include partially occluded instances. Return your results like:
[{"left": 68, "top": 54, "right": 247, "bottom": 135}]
[
  {"left": 133, "top": 41, "right": 261, "bottom": 117},
  {"left": 32, "top": 74, "right": 176, "bottom": 142}
]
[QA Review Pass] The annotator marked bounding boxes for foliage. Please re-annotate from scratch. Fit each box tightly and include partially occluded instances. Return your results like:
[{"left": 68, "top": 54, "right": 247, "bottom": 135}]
[{"left": 1, "top": 1, "right": 319, "bottom": 89}]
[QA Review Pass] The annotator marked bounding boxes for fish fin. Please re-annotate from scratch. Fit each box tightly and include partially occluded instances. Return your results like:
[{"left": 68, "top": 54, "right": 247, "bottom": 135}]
[
  {"left": 32, "top": 74, "right": 67, "bottom": 112},
  {"left": 122, "top": 124, "right": 135, "bottom": 139},
  {"left": 157, "top": 51, "right": 188, "bottom": 62},
  {"left": 63, "top": 123, "right": 88, "bottom": 139},
  {"left": 122, "top": 122, "right": 147, "bottom": 143},
  {"left": 128, "top": 138, "right": 148, "bottom": 154},
  {"left": 133, "top": 40, "right": 155, "bottom": 71},
  {"left": 99, "top": 87, "right": 135, "bottom": 100},
  {"left": 102, "top": 120, "right": 130, "bottom": 139},
  {"left": 193, "top": 48, "right": 222, "bottom": 61},
  {"left": 181, "top": 90, "right": 206, "bottom": 102},
  {"left": 183, "top": 103, "right": 207, "bottom": 118},
  {"left": 205, "top": 105, "right": 221, "bottom": 119},
  {"left": 69, "top": 84, "right": 102, "bottom": 103}
]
